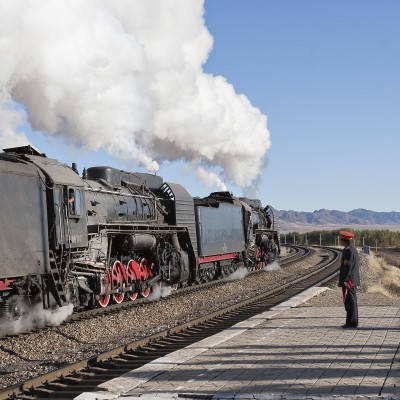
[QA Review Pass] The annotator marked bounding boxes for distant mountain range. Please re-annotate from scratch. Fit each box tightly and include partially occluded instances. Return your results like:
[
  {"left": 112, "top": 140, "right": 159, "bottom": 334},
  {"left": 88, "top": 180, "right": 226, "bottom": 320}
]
[{"left": 278, "top": 208, "right": 400, "bottom": 233}]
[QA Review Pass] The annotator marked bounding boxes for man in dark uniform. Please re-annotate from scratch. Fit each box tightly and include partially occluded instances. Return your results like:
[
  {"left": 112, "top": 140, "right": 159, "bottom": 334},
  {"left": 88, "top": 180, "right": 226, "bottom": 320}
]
[{"left": 338, "top": 230, "right": 360, "bottom": 328}]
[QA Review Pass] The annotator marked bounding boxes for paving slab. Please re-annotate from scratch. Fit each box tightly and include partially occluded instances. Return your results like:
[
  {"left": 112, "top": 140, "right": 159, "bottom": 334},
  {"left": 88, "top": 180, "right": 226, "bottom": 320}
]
[{"left": 75, "top": 287, "right": 400, "bottom": 400}]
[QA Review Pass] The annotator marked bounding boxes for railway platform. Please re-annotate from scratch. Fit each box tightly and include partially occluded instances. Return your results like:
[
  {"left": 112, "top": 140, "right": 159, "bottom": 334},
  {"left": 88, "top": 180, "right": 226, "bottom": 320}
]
[{"left": 75, "top": 287, "right": 400, "bottom": 400}]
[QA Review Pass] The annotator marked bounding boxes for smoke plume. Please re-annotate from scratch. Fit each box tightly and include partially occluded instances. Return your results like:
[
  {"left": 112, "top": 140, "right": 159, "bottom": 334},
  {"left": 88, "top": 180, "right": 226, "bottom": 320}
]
[{"left": 0, "top": 0, "right": 271, "bottom": 189}]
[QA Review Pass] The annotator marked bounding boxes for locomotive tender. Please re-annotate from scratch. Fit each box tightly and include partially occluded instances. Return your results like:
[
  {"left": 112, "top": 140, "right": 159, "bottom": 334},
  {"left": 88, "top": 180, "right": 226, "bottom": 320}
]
[{"left": 0, "top": 145, "right": 280, "bottom": 318}]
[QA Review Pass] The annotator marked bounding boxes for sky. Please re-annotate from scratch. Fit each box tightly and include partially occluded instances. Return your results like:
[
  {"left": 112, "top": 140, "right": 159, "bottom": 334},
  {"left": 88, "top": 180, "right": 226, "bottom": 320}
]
[{"left": 0, "top": 0, "right": 399, "bottom": 213}]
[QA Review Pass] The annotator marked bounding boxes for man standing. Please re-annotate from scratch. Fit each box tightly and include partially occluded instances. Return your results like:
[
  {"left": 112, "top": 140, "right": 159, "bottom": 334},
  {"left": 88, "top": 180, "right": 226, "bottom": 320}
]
[{"left": 338, "top": 230, "right": 360, "bottom": 328}]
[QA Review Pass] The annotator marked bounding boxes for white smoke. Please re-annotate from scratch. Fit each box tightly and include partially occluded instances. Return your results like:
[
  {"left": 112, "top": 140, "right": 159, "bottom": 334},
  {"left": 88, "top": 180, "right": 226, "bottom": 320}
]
[
  {"left": 264, "top": 260, "right": 280, "bottom": 271},
  {"left": 224, "top": 266, "right": 249, "bottom": 281},
  {"left": 148, "top": 283, "right": 174, "bottom": 302},
  {"left": 0, "top": 91, "right": 29, "bottom": 148},
  {"left": 0, "top": 302, "right": 74, "bottom": 336},
  {"left": 0, "top": 0, "right": 271, "bottom": 189},
  {"left": 197, "top": 165, "right": 227, "bottom": 191}
]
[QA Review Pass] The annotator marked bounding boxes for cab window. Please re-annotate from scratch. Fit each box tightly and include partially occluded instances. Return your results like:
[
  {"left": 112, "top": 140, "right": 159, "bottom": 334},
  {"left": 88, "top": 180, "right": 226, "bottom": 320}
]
[{"left": 68, "top": 188, "right": 82, "bottom": 217}]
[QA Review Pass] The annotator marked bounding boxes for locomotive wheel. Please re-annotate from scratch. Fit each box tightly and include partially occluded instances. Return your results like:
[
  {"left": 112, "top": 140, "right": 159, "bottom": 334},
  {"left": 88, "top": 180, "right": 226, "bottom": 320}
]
[
  {"left": 126, "top": 260, "right": 139, "bottom": 301},
  {"left": 141, "top": 285, "right": 150, "bottom": 298},
  {"left": 112, "top": 261, "right": 125, "bottom": 304},
  {"left": 98, "top": 271, "right": 111, "bottom": 307},
  {"left": 139, "top": 259, "right": 151, "bottom": 298},
  {"left": 255, "top": 248, "right": 265, "bottom": 270}
]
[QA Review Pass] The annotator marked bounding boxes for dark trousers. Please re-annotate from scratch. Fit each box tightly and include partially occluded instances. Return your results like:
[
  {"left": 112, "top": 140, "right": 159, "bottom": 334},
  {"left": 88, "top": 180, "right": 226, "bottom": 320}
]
[{"left": 342, "top": 286, "right": 358, "bottom": 326}]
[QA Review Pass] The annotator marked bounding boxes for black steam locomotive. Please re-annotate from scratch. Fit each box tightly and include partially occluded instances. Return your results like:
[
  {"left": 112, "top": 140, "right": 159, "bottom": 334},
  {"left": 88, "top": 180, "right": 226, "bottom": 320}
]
[{"left": 0, "top": 145, "right": 280, "bottom": 318}]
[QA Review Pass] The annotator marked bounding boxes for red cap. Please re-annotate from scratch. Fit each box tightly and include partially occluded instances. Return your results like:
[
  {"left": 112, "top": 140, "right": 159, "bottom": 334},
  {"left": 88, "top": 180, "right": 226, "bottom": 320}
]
[{"left": 339, "top": 230, "right": 355, "bottom": 239}]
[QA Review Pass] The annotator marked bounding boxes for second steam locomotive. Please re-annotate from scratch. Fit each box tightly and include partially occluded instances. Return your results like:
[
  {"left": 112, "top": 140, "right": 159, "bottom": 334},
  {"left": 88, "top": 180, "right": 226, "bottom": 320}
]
[{"left": 0, "top": 145, "right": 280, "bottom": 318}]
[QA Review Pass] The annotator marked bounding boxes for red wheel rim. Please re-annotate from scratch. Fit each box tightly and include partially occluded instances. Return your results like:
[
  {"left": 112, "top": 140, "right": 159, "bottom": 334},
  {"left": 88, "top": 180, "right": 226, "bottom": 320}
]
[
  {"left": 112, "top": 261, "right": 125, "bottom": 304},
  {"left": 255, "top": 248, "right": 265, "bottom": 269},
  {"left": 141, "top": 286, "right": 151, "bottom": 298},
  {"left": 126, "top": 260, "right": 139, "bottom": 301},
  {"left": 139, "top": 259, "right": 150, "bottom": 298},
  {"left": 98, "top": 272, "right": 111, "bottom": 307}
]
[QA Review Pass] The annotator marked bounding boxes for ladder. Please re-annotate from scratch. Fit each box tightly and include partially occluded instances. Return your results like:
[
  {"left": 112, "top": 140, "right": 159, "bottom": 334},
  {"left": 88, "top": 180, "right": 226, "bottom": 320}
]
[{"left": 48, "top": 252, "right": 68, "bottom": 307}]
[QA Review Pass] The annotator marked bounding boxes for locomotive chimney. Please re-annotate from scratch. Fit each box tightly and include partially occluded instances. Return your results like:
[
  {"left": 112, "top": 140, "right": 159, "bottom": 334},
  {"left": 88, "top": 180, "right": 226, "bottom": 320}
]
[{"left": 72, "top": 162, "right": 78, "bottom": 175}]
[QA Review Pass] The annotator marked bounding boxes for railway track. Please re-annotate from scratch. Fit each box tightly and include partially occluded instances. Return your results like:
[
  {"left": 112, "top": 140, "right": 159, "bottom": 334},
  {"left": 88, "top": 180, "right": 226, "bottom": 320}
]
[{"left": 0, "top": 246, "right": 340, "bottom": 400}]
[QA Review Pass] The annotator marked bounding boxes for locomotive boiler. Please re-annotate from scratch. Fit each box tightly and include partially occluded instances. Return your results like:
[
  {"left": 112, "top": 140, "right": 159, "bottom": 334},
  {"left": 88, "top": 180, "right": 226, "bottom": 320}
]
[{"left": 0, "top": 145, "right": 280, "bottom": 319}]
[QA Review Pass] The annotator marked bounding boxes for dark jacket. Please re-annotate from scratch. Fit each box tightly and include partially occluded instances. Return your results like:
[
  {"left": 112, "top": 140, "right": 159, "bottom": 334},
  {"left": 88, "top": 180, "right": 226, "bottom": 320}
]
[{"left": 338, "top": 244, "right": 360, "bottom": 287}]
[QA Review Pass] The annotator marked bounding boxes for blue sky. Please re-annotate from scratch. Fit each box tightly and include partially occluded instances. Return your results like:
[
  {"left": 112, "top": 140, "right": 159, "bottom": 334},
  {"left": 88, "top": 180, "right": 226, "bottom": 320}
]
[
  {"left": 15, "top": 1, "right": 400, "bottom": 212},
  {"left": 203, "top": 0, "right": 400, "bottom": 212}
]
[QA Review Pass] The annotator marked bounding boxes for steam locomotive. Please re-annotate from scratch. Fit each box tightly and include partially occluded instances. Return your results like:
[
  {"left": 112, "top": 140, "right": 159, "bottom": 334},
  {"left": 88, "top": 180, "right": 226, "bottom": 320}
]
[{"left": 0, "top": 145, "right": 280, "bottom": 319}]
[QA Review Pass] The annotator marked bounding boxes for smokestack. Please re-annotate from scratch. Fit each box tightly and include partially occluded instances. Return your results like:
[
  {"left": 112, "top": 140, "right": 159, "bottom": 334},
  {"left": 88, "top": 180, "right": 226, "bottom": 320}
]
[{"left": 72, "top": 163, "right": 78, "bottom": 175}]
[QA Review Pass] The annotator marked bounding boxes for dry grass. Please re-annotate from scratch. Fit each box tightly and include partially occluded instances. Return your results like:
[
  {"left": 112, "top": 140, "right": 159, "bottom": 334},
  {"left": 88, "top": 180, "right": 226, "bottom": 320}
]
[
  {"left": 376, "top": 249, "right": 400, "bottom": 268},
  {"left": 361, "top": 252, "right": 400, "bottom": 299}
]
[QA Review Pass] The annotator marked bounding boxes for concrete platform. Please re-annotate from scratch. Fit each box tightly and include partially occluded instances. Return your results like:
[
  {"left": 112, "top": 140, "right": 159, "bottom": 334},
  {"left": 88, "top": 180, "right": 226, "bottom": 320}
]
[{"left": 75, "top": 287, "right": 400, "bottom": 400}]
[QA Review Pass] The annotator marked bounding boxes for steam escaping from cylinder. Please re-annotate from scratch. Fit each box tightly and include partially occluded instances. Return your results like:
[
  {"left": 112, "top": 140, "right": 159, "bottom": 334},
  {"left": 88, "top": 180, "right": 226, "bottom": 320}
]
[
  {"left": 225, "top": 266, "right": 249, "bottom": 281},
  {"left": 148, "top": 283, "right": 174, "bottom": 302},
  {"left": 0, "top": 0, "right": 271, "bottom": 189},
  {"left": 0, "top": 302, "right": 74, "bottom": 336},
  {"left": 264, "top": 260, "right": 281, "bottom": 271}
]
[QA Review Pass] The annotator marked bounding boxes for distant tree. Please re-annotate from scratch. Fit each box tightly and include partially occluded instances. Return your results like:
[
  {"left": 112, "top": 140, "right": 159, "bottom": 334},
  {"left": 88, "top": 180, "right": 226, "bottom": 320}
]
[{"left": 281, "top": 229, "right": 400, "bottom": 247}]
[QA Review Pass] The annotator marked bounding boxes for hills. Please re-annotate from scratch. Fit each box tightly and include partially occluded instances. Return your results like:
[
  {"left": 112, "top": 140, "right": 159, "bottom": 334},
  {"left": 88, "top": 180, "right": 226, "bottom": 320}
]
[{"left": 278, "top": 208, "right": 400, "bottom": 233}]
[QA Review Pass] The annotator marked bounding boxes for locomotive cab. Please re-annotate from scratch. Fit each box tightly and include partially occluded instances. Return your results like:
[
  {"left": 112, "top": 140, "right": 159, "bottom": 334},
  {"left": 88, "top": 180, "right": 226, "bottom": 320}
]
[
  {"left": 51, "top": 184, "right": 87, "bottom": 248},
  {"left": 0, "top": 146, "right": 88, "bottom": 317}
]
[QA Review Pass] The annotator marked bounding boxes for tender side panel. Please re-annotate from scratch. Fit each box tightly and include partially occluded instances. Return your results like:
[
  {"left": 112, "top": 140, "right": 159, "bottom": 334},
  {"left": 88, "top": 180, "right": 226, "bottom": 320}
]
[
  {"left": 0, "top": 161, "right": 48, "bottom": 278},
  {"left": 195, "top": 203, "right": 245, "bottom": 257}
]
